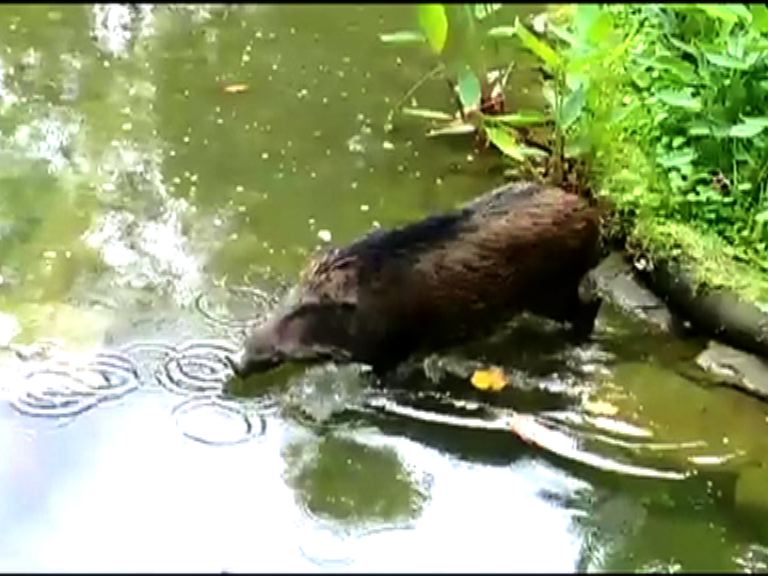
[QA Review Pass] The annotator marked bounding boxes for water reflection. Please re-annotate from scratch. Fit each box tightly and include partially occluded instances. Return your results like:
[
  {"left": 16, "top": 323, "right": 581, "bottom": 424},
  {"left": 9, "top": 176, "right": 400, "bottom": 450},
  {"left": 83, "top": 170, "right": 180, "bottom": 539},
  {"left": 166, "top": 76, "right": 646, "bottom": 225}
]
[{"left": 283, "top": 433, "right": 429, "bottom": 529}]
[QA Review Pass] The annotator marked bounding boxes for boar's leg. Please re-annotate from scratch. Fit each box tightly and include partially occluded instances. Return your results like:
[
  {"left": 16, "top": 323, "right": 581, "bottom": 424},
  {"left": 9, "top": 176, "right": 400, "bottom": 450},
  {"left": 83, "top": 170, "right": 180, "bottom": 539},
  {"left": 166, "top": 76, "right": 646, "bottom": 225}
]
[{"left": 528, "top": 272, "right": 601, "bottom": 339}]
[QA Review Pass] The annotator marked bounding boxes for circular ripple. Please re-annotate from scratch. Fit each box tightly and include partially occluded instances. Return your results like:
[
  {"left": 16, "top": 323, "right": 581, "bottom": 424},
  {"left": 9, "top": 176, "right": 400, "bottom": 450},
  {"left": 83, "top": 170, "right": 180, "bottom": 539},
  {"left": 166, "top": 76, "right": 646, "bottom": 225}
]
[
  {"left": 119, "top": 341, "right": 176, "bottom": 389},
  {"left": 171, "top": 396, "right": 266, "bottom": 445},
  {"left": 87, "top": 350, "right": 141, "bottom": 396},
  {"left": 10, "top": 350, "right": 141, "bottom": 419},
  {"left": 10, "top": 371, "right": 101, "bottom": 418},
  {"left": 157, "top": 339, "right": 239, "bottom": 396},
  {"left": 195, "top": 283, "right": 284, "bottom": 330},
  {"left": 120, "top": 341, "right": 177, "bottom": 358}
]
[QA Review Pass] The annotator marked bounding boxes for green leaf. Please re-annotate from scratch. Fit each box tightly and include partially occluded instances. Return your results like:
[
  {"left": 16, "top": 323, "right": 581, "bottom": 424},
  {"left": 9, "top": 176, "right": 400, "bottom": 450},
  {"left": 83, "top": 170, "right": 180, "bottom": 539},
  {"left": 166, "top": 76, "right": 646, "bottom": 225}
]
[
  {"left": 688, "top": 121, "right": 730, "bottom": 138},
  {"left": 515, "top": 18, "right": 562, "bottom": 71},
  {"left": 703, "top": 51, "right": 750, "bottom": 70},
  {"left": 560, "top": 83, "right": 586, "bottom": 129},
  {"left": 740, "top": 116, "right": 768, "bottom": 127},
  {"left": 484, "top": 126, "right": 526, "bottom": 161},
  {"left": 658, "top": 148, "right": 696, "bottom": 168},
  {"left": 379, "top": 30, "right": 426, "bottom": 44},
  {"left": 426, "top": 122, "right": 476, "bottom": 137},
  {"left": 750, "top": 4, "right": 768, "bottom": 33},
  {"left": 418, "top": 4, "right": 448, "bottom": 54},
  {"left": 487, "top": 25, "right": 518, "bottom": 39},
  {"left": 655, "top": 89, "right": 702, "bottom": 111},
  {"left": 457, "top": 65, "right": 481, "bottom": 111},
  {"left": 728, "top": 122, "right": 767, "bottom": 138},
  {"left": 755, "top": 210, "right": 768, "bottom": 223},
  {"left": 694, "top": 4, "right": 751, "bottom": 23},
  {"left": 488, "top": 111, "right": 550, "bottom": 126},
  {"left": 574, "top": 4, "right": 601, "bottom": 40},
  {"left": 401, "top": 107, "right": 455, "bottom": 121},
  {"left": 574, "top": 4, "right": 613, "bottom": 45}
]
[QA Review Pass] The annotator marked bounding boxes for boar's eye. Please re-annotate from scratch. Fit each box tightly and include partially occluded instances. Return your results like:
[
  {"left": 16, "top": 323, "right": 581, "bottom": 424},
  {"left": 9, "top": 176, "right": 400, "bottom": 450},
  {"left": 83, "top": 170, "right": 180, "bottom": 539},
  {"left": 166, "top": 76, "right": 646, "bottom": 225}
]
[{"left": 281, "top": 302, "right": 357, "bottom": 345}]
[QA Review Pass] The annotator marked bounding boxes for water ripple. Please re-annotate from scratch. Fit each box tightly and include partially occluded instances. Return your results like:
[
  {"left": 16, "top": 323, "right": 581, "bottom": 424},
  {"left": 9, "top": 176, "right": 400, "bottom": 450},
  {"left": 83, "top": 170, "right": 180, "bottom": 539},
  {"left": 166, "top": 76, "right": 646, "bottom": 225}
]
[
  {"left": 7, "top": 338, "right": 241, "bottom": 423},
  {"left": 171, "top": 396, "right": 266, "bottom": 446},
  {"left": 156, "top": 339, "right": 239, "bottom": 396},
  {"left": 194, "top": 283, "right": 286, "bottom": 331},
  {"left": 9, "top": 350, "right": 140, "bottom": 419}
]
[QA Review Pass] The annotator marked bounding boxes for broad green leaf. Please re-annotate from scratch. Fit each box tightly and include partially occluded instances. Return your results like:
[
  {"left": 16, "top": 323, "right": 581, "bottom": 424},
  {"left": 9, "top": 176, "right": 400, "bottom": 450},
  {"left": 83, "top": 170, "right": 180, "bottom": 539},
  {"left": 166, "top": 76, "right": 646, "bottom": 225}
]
[
  {"left": 574, "top": 4, "right": 601, "bottom": 41},
  {"left": 756, "top": 210, "right": 768, "bottom": 223},
  {"left": 703, "top": 51, "right": 750, "bottom": 70},
  {"left": 650, "top": 54, "right": 699, "bottom": 83},
  {"left": 750, "top": 4, "right": 768, "bottom": 33},
  {"left": 418, "top": 4, "right": 448, "bottom": 54},
  {"left": 574, "top": 4, "right": 614, "bottom": 44},
  {"left": 658, "top": 148, "right": 696, "bottom": 168},
  {"left": 457, "top": 65, "right": 482, "bottom": 111},
  {"left": 401, "top": 107, "right": 455, "bottom": 121},
  {"left": 485, "top": 126, "right": 526, "bottom": 161},
  {"left": 694, "top": 3, "right": 751, "bottom": 23},
  {"left": 655, "top": 89, "right": 702, "bottom": 111},
  {"left": 740, "top": 116, "right": 768, "bottom": 127},
  {"left": 728, "top": 121, "right": 767, "bottom": 138},
  {"left": 515, "top": 18, "right": 563, "bottom": 71},
  {"left": 588, "top": 11, "right": 615, "bottom": 44},
  {"left": 516, "top": 145, "right": 549, "bottom": 158},
  {"left": 560, "top": 83, "right": 586, "bottom": 129},
  {"left": 688, "top": 121, "right": 730, "bottom": 138},
  {"left": 489, "top": 111, "right": 550, "bottom": 126},
  {"left": 379, "top": 30, "right": 426, "bottom": 44},
  {"left": 487, "top": 25, "right": 518, "bottom": 39}
]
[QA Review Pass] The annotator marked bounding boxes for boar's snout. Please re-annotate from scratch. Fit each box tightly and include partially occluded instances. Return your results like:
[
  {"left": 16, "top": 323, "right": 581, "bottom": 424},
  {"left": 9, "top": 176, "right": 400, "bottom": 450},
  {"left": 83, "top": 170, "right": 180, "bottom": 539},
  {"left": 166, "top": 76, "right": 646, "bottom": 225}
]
[
  {"left": 225, "top": 347, "right": 283, "bottom": 379},
  {"left": 226, "top": 323, "right": 284, "bottom": 379}
]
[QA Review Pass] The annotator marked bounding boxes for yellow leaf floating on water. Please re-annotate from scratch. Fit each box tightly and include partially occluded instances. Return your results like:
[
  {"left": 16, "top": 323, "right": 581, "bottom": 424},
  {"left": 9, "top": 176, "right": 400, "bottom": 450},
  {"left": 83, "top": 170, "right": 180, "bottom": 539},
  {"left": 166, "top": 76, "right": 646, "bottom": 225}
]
[
  {"left": 470, "top": 366, "right": 509, "bottom": 392},
  {"left": 224, "top": 83, "right": 249, "bottom": 94}
]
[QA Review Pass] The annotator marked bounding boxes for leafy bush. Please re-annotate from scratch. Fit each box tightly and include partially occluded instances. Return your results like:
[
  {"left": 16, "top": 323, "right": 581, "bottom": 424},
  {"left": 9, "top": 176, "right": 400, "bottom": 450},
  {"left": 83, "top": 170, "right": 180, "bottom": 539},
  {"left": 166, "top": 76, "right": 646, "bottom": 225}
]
[{"left": 554, "top": 4, "right": 768, "bottom": 271}]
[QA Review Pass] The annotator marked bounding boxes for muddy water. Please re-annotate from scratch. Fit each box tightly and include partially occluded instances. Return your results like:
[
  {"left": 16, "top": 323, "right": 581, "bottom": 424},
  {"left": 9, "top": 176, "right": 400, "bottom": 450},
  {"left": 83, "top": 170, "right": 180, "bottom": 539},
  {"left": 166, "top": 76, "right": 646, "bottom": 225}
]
[{"left": 1, "top": 4, "right": 768, "bottom": 572}]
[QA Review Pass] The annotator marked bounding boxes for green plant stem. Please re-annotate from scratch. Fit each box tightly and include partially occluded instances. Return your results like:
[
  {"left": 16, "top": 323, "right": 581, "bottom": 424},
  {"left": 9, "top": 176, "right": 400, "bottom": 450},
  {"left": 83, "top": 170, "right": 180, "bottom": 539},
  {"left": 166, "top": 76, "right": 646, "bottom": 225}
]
[{"left": 387, "top": 62, "right": 446, "bottom": 124}]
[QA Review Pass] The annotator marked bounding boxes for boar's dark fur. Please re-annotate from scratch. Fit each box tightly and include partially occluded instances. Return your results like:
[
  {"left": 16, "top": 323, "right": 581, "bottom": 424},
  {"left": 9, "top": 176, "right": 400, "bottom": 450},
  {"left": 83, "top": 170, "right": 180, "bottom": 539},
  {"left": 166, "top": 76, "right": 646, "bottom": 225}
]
[{"left": 228, "top": 181, "right": 602, "bottom": 378}]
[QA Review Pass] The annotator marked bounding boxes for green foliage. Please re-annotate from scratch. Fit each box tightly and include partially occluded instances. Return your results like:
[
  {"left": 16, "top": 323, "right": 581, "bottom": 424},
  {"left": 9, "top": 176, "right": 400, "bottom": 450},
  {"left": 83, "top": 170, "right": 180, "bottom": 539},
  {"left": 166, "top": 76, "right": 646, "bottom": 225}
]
[
  {"left": 381, "top": 3, "right": 768, "bottom": 295},
  {"left": 381, "top": 4, "right": 540, "bottom": 161},
  {"left": 418, "top": 4, "right": 449, "bottom": 54},
  {"left": 514, "top": 4, "right": 768, "bottom": 281}
]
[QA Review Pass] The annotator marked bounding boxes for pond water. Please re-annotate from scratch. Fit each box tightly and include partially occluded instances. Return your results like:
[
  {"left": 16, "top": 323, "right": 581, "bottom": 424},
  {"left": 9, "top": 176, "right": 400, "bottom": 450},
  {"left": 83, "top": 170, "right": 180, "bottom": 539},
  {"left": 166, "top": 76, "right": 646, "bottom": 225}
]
[{"left": 1, "top": 4, "right": 768, "bottom": 572}]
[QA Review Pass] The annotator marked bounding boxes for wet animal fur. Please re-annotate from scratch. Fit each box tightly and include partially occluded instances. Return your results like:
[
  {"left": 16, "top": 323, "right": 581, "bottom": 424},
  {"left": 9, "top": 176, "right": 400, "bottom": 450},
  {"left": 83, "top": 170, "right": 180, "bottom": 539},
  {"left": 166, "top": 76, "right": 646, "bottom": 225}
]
[{"left": 229, "top": 181, "right": 602, "bottom": 378}]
